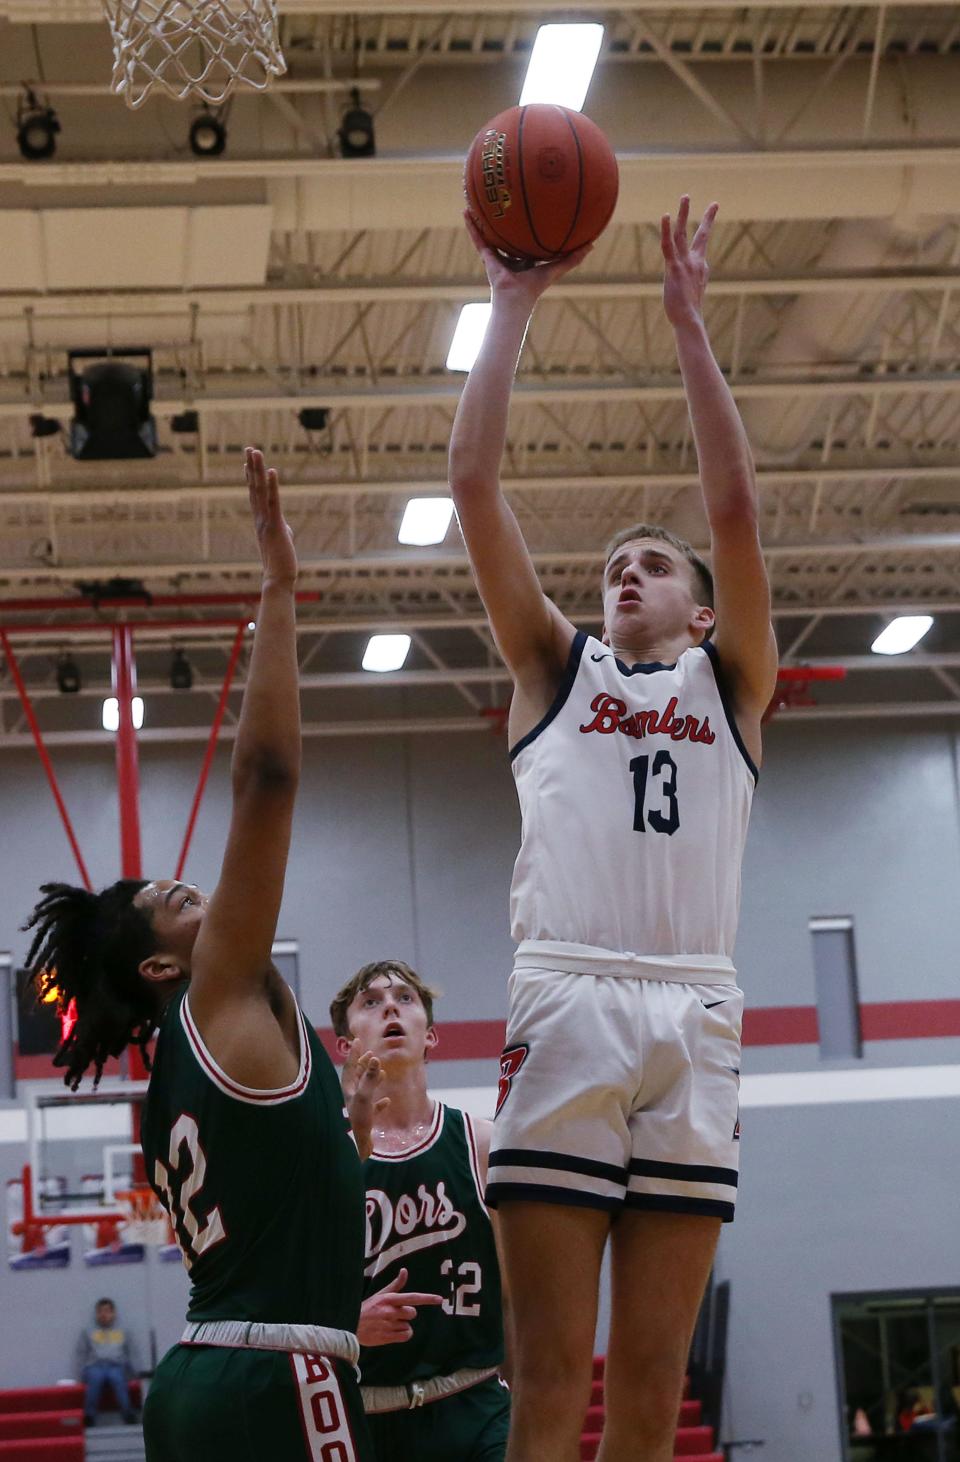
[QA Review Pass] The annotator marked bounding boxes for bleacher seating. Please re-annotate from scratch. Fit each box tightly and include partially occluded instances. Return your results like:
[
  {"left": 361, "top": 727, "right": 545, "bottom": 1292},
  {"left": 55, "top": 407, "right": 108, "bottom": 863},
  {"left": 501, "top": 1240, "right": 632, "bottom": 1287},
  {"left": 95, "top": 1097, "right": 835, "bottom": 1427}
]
[
  {"left": 580, "top": 1356, "right": 723, "bottom": 1462},
  {"left": 0, "top": 1388, "right": 87, "bottom": 1462}
]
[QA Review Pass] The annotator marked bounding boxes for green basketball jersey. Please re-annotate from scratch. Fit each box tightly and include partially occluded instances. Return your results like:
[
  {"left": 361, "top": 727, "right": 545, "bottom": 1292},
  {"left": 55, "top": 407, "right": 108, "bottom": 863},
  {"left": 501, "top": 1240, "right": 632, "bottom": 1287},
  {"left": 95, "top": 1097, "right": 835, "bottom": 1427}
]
[
  {"left": 141, "top": 987, "right": 365, "bottom": 1331},
  {"left": 360, "top": 1103, "right": 503, "bottom": 1386}
]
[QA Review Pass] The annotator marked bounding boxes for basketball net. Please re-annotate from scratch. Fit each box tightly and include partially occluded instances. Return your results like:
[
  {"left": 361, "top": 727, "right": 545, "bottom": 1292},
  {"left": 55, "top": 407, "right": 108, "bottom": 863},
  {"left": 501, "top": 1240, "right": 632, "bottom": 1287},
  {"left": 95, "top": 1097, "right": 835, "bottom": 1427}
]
[
  {"left": 103, "top": 0, "right": 286, "bottom": 110},
  {"left": 115, "top": 1186, "right": 175, "bottom": 1246}
]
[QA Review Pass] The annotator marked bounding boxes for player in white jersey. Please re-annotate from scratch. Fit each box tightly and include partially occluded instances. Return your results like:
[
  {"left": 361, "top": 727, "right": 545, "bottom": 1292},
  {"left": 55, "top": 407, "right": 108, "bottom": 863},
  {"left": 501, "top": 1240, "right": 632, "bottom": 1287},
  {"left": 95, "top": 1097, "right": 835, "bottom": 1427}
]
[{"left": 448, "top": 196, "right": 779, "bottom": 1462}]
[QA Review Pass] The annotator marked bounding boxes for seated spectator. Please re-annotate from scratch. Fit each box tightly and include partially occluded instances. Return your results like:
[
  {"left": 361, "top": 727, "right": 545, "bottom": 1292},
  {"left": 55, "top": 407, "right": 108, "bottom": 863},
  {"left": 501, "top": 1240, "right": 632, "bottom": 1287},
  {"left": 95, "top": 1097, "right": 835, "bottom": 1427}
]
[
  {"left": 76, "top": 1298, "right": 137, "bottom": 1426},
  {"left": 897, "top": 1389, "right": 922, "bottom": 1433}
]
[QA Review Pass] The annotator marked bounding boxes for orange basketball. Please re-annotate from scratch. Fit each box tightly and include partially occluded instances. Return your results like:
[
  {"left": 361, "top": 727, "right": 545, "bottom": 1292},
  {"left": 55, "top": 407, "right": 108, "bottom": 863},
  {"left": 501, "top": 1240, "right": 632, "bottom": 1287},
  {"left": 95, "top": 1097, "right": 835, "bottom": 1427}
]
[{"left": 464, "top": 104, "right": 619, "bottom": 263}]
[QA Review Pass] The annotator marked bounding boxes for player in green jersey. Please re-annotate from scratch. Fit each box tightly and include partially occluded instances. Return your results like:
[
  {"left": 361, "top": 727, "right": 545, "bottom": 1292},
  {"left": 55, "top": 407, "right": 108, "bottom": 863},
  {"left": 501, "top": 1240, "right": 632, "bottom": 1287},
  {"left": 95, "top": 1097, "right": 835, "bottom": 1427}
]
[
  {"left": 23, "top": 449, "right": 384, "bottom": 1462},
  {"left": 332, "top": 960, "right": 511, "bottom": 1462}
]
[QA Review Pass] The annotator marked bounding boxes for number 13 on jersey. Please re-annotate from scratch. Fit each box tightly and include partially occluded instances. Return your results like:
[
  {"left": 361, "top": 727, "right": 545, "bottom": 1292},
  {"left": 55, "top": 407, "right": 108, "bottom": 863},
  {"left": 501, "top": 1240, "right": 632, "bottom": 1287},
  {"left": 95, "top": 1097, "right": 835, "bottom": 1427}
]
[{"left": 630, "top": 752, "right": 679, "bottom": 835}]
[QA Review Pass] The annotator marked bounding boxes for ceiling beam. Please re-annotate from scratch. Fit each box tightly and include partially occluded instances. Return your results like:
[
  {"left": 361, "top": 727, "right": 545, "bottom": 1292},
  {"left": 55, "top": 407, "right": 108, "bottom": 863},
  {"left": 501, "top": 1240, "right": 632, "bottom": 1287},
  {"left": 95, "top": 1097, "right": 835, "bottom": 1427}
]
[
  {"left": 4, "top": 0, "right": 957, "bottom": 20},
  {"left": 0, "top": 464, "right": 957, "bottom": 511},
  {"left": 0, "top": 532, "right": 957, "bottom": 584},
  {"left": 1, "top": 143, "right": 959, "bottom": 190},
  {"left": 0, "top": 698, "right": 956, "bottom": 753},
  {"left": 1, "top": 603, "right": 957, "bottom": 649},
  {"left": 3, "top": 368, "right": 960, "bottom": 421},
  {"left": 2, "top": 269, "right": 959, "bottom": 318}
]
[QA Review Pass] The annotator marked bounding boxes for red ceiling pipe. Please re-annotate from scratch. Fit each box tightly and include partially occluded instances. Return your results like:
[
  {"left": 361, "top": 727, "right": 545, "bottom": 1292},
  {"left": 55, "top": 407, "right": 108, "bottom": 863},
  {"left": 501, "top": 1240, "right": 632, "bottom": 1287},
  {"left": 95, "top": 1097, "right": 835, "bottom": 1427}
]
[
  {"left": 775, "top": 666, "right": 847, "bottom": 682},
  {"left": 0, "top": 629, "right": 93, "bottom": 891},
  {"left": 0, "top": 618, "right": 253, "bottom": 638},
  {"left": 111, "top": 626, "right": 149, "bottom": 1093},
  {"left": 175, "top": 621, "right": 247, "bottom": 882},
  {"left": 112, "top": 626, "right": 143, "bottom": 883},
  {"left": 0, "top": 591, "right": 322, "bottom": 613}
]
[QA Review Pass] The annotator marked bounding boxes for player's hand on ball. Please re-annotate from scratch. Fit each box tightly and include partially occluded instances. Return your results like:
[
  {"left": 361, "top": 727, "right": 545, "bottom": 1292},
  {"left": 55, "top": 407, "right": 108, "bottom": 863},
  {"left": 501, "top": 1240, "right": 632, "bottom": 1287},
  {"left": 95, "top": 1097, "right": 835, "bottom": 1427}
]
[
  {"left": 342, "top": 1039, "right": 390, "bottom": 1161},
  {"left": 660, "top": 195, "right": 718, "bottom": 328},
  {"left": 245, "top": 446, "right": 298, "bottom": 588},
  {"left": 357, "top": 1267, "right": 443, "bottom": 1347},
  {"left": 463, "top": 210, "right": 592, "bottom": 309}
]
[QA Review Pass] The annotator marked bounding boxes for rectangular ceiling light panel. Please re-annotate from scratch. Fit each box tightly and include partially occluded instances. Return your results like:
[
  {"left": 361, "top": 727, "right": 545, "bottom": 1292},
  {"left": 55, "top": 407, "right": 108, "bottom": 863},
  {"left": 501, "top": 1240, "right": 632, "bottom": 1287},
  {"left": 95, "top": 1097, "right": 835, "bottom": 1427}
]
[
  {"left": 362, "top": 635, "right": 411, "bottom": 673},
  {"left": 446, "top": 302, "right": 492, "bottom": 372},
  {"left": 102, "top": 696, "right": 144, "bottom": 731},
  {"left": 870, "top": 616, "right": 933, "bottom": 656},
  {"left": 519, "top": 23, "right": 604, "bottom": 111},
  {"left": 398, "top": 498, "right": 455, "bottom": 546}
]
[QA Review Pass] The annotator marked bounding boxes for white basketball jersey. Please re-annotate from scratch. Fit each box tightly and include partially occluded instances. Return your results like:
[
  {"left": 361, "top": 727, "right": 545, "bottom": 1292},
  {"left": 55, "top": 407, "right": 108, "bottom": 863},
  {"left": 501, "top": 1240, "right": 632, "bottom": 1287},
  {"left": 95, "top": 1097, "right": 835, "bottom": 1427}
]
[{"left": 509, "top": 631, "right": 757, "bottom": 962}]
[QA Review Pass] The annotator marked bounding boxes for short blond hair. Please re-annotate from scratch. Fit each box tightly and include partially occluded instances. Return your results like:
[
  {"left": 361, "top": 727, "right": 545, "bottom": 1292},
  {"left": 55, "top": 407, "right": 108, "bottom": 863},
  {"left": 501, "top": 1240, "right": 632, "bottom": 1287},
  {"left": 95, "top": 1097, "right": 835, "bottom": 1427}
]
[
  {"left": 330, "top": 959, "right": 441, "bottom": 1038},
  {"left": 603, "top": 523, "right": 714, "bottom": 608}
]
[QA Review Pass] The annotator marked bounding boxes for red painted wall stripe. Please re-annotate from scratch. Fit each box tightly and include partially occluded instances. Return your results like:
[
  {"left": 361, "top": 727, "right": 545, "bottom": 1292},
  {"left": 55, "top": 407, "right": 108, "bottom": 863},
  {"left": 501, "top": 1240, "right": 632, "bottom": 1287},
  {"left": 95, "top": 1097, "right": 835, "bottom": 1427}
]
[
  {"left": 742, "top": 1006, "right": 820, "bottom": 1047},
  {"left": 15, "top": 999, "right": 960, "bottom": 1080},
  {"left": 859, "top": 999, "right": 960, "bottom": 1042}
]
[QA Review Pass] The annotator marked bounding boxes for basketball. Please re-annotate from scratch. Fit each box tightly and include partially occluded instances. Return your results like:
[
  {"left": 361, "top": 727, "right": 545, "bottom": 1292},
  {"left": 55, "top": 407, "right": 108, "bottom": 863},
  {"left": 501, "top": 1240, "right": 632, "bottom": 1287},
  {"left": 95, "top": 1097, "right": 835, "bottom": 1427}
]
[{"left": 464, "top": 104, "right": 619, "bottom": 263}]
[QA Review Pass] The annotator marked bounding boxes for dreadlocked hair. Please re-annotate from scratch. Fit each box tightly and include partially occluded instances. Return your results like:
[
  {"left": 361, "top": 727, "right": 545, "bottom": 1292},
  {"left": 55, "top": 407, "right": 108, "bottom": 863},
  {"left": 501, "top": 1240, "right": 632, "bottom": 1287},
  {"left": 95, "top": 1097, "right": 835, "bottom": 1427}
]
[{"left": 22, "top": 879, "right": 155, "bottom": 1091}]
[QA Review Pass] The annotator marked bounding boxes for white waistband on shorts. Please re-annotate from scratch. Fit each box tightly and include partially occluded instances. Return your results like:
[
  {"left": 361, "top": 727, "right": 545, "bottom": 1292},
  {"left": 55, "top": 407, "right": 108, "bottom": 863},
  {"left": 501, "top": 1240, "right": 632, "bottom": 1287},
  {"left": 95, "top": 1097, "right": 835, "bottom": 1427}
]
[
  {"left": 180, "top": 1319, "right": 359, "bottom": 1367},
  {"left": 361, "top": 1365, "right": 499, "bottom": 1414},
  {"left": 514, "top": 940, "right": 739, "bottom": 986}
]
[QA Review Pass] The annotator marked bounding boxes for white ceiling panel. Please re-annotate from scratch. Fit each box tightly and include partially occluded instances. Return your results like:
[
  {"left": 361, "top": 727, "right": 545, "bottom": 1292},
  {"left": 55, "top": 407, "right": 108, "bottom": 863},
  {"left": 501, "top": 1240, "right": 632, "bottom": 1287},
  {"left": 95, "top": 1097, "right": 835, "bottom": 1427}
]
[
  {"left": 0, "top": 213, "right": 44, "bottom": 290},
  {"left": 184, "top": 205, "right": 274, "bottom": 286},
  {"left": 42, "top": 208, "right": 189, "bottom": 288}
]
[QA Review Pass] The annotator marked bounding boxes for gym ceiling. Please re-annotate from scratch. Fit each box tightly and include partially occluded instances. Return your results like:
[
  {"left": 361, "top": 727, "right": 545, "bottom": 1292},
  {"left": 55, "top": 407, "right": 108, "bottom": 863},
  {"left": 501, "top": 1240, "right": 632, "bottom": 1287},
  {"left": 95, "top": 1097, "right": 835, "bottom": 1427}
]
[{"left": 0, "top": 0, "right": 958, "bottom": 743}]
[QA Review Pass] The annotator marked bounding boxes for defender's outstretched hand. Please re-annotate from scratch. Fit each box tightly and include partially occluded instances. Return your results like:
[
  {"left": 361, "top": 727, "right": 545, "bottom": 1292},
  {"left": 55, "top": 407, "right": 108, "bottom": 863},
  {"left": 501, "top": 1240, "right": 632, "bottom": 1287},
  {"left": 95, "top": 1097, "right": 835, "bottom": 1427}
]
[
  {"left": 245, "top": 447, "right": 297, "bottom": 587},
  {"left": 660, "top": 195, "right": 719, "bottom": 328},
  {"left": 342, "top": 1039, "right": 390, "bottom": 1161},
  {"left": 464, "top": 210, "right": 592, "bottom": 310},
  {"left": 358, "top": 1267, "right": 443, "bottom": 1347}
]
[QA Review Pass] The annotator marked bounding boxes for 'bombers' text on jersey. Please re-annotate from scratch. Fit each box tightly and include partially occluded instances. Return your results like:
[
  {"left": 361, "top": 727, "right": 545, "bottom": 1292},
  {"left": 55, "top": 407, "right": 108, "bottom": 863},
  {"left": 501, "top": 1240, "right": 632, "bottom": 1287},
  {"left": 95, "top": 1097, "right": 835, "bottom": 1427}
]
[{"left": 509, "top": 631, "right": 757, "bottom": 964}]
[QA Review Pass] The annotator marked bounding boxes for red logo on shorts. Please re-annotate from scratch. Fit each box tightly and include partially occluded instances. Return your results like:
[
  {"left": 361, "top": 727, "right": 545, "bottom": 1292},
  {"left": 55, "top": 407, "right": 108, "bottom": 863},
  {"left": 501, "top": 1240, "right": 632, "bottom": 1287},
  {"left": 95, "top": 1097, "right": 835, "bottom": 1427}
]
[{"left": 496, "top": 1044, "right": 529, "bottom": 1116}]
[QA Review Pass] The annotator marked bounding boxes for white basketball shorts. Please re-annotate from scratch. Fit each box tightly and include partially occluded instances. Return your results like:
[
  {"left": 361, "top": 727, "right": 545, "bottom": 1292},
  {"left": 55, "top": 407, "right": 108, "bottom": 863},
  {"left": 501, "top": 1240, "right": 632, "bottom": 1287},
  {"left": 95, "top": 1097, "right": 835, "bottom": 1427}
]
[{"left": 486, "top": 960, "right": 743, "bottom": 1222}]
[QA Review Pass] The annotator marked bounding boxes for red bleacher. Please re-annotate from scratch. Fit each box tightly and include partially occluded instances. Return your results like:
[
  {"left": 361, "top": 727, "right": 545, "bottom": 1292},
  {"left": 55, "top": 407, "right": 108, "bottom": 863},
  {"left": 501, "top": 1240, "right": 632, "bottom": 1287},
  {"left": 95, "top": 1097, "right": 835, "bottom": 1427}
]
[
  {"left": 0, "top": 1388, "right": 84, "bottom": 1462},
  {"left": 581, "top": 1356, "right": 723, "bottom": 1462}
]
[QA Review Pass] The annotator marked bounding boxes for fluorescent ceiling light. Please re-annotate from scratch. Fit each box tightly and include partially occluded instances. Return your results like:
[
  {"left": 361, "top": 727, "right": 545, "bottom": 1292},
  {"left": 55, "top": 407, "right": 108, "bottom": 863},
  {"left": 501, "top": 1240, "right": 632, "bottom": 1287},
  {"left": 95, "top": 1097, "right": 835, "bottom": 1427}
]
[
  {"left": 398, "top": 497, "right": 455, "bottom": 546},
  {"left": 362, "top": 634, "right": 411, "bottom": 673},
  {"left": 102, "top": 696, "right": 144, "bottom": 731},
  {"left": 447, "top": 303, "right": 491, "bottom": 373},
  {"left": 870, "top": 615, "right": 933, "bottom": 656},
  {"left": 519, "top": 23, "right": 604, "bottom": 111}
]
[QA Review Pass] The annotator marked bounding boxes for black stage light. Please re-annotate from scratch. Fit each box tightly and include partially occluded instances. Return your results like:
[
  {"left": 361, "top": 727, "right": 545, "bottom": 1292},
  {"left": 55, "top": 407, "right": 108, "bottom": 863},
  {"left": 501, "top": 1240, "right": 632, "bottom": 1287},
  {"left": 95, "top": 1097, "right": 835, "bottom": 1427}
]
[
  {"left": 68, "top": 350, "right": 157, "bottom": 460},
  {"left": 16, "top": 92, "right": 60, "bottom": 161},
  {"left": 189, "top": 111, "right": 227, "bottom": 158},
  {"left": 170, "top": 648, "right": 193, "bottom": 691},
  {"left": 29, "top": 413, "right": 61, "bottom": 438},
  {"left": 297, "top": 407, "right": 329, "bottom": 432},
  {"left": 338, "top": 89, "right": 375, "bottom": 158},
  {"left": 56, "top": 652, "right": 81, "bottom": 694},
  {"left": 171, "top": 410, "right": 199, "bottom": 433}
]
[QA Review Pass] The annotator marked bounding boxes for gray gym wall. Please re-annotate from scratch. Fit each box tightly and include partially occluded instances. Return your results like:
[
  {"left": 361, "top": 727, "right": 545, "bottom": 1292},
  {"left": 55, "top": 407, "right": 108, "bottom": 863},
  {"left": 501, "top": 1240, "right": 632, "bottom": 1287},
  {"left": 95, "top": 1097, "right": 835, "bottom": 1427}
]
[{"left": 0, "top": 718, "right": 957, "bottom": 1462}]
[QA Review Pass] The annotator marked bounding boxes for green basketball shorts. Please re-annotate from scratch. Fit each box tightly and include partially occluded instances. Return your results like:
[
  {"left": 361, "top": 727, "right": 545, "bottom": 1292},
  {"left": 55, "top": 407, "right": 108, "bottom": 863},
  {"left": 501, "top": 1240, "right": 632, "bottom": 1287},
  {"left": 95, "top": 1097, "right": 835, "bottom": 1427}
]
[
  {"left": 144, "top": 1343, "right": 375, "bottom": 1461},
  {"left": 364, "top": 1374, "right": 510, "bottom": 1462}
]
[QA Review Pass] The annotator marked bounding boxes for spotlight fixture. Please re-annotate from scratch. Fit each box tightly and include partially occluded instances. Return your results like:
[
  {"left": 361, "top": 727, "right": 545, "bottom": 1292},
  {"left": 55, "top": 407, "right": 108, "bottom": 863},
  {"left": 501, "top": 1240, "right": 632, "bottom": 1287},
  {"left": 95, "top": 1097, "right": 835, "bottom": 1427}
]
[
  {"left": 189, "top": 110, "right": 227, "bottom": 158},
  {"left": 169, "top": 648, "right": 193, "bottom": 690},
  {"left": 29, "top": 413, "right": 62, "bottom": 439},
  {"left": 297, "top": 407, "right": 329, "bottom": 432},
  {"left": 171, "top": 410, "right": 199, "bottom": 433},
  {"left": 56, "top": 653, "right": 81, "bottom": 694},
  {"left": 338, "top": 88, "right": 375, "bottom": 158},
  {"left": 16, "top": 90, "right": 60, "bottom": 161}
]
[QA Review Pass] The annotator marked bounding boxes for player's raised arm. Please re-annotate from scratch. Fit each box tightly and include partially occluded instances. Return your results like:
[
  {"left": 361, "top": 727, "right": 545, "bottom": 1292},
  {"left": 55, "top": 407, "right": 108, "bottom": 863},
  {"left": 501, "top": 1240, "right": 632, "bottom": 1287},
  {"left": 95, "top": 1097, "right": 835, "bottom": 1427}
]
[
  {"left": 661, "top": 197, "right": 779, "bottom": 728},
  {"left": 449, "top": 215, "right": 590, "bottom": 698},
  {"left": 188, "top": 447, "right": 301, "bottom": 1012}
]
